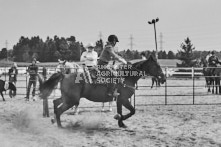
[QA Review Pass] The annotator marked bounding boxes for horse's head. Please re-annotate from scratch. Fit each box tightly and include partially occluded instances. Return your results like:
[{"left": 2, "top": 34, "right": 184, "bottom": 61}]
[
  {"left": 135, "top": 55, "right": 166, "bottom": 84},
  {"left": 65, "top": 62, "right": 80, "bottom": 73}
]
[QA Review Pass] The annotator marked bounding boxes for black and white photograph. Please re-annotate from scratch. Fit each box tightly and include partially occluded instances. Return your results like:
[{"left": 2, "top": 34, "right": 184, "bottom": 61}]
[{"left": 0, "top": 0, "right": 221, "bottom": 146}]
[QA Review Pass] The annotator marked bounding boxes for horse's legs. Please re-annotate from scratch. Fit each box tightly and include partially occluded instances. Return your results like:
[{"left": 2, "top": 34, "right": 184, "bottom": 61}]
[
  {"left": 101, "top": 101, "right": 112, "bottom": 112},
  {"left": 101, "top": 103, "right": 105, "bottom": 112},
  {"left": 53, "top": 98, "right": 64, "bottom": 127},
  {"left": 212, "top": 80, "right": 215, "bottom": 94},
  {"left": 121, "top": 98, "right": 135, "bottom": 121},
  {"left": 151, "top": 79, "right": 154, "bottom": 88},
  {"left": 115, "top": 99, "right": 126, "bottom": 128},
  {"left": 109, "top": 101, "right": 113, "bottom": 112},
  {"left": 9, "top": 90, "right": 12, "bottom": 98},
  {"left": 0, "top": 92, "right": 5, "bottom": 101},
  {"left": 158, "top": 79, "right": 161, "bottom": 87},
  {"left": 215, "top": 77, "right": 219, "bottom": 94},
  {"left": 217, "top": 77, "right": 221, "bottom": 94},
  {"left": 155, "top": 79, "right": 158, "bottom": 88},
  {"left": 115, "top": 97, "right": 135, "bottom": 128},
  {"left": 207, "top": 79, "right": 211, "bottom": 92},
  {"left": 53, "top": 97, "right": 79, "bottom": 127}
]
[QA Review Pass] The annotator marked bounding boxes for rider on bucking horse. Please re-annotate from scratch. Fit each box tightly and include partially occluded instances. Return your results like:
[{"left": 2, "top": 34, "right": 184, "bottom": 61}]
[{"left": 97, "top": 35, "right": 127, "bottom": 97}]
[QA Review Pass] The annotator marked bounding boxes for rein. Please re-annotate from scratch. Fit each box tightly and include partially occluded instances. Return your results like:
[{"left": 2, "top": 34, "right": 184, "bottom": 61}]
[{"left": 122, "top": 83, "right": 136, "bottom": 91}]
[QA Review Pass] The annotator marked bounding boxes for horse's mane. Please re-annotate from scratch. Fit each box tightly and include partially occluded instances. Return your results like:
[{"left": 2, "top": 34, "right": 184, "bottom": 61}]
[
  {"left": 130, "top": 55, "right": 157, "bottom": 70},
  {"left": 132, "top": 60, "right": 146, "bottom": 69}
]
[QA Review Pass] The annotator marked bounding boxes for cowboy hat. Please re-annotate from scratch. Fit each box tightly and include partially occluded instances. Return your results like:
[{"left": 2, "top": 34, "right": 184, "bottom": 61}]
[{"left": 86, "top": 43, "right": 95, "bottom": 48}]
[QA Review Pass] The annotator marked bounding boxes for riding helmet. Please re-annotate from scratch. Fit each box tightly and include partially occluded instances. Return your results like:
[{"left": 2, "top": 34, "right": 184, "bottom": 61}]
[{"left": 108, "top": 35, "right": 119, "bottom": 42}]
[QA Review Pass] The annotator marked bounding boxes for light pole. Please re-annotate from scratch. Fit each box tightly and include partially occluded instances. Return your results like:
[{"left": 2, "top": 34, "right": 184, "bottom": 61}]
[{"left": 148, "top": 18, "right": 159, "bottom": 59}]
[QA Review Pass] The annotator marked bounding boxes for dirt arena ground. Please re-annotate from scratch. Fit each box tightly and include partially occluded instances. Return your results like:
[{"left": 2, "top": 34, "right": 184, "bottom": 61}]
[{"left": 0, "top": 77, "right": 221, "bottom": 147}]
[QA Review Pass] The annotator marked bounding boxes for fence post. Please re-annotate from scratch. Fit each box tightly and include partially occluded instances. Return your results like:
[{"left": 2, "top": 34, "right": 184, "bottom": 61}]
[
  {"left": 42, "top": 67, "right": 49, "bottom": 117},
  {"left": 5, "top": 66, "right": 7, "bottom": 94},
  {"left": 4, "top": 66, "right": 6, "bottom": 81},
  {"left": 43, "top": 98, "right": 49, "bottom": 117},
  {"left": 192, "top": 67, "right": 195, "bottom": 105},
  {"left": 165, "top": 67, "right": 168, "bottom": 105},
  {"left": 26, "top": 66, "right": 28, "bottom": 95},
  {"left": 134, "top": 90, "right": 136, "bottom": 109}
]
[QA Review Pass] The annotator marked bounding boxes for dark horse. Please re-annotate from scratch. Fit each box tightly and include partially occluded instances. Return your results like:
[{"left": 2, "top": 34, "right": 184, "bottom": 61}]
[
  {"left": 0, "top": 79, "right": 16, "bottom": 101},
  {"left": 39, "top": 55, "right": 166, "bottom": 128},
  {"left": 200, "top": 57, "right": 221, "bottom": 94},
  {"left": 151, "top": 76, "right": 161, "bottom": 88}
]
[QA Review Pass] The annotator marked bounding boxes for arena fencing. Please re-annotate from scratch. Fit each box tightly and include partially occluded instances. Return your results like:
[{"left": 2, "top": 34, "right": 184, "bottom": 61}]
[
  {"left": 135, "top": 66, "right": 221, "bottom": 106},
  {"left": 1, "top": 66, "right": 221, "bottom": 106}
]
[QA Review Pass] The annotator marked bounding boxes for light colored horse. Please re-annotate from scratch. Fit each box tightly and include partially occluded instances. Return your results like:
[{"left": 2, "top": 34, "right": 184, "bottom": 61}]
[
  {"left": 102, "top": 101, "right": 113, "bottom": 112},
  {"left": 55, "top": 61, "right": 81, "bottom": 114},
  {"left": 56, "top": 61, "right": 81, "bottom": 73}
]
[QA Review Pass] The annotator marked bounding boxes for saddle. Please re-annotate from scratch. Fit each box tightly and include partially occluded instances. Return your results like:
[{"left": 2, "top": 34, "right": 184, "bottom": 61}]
[{"left": 82, "top": 66, "right": 123, "bottom": 85}]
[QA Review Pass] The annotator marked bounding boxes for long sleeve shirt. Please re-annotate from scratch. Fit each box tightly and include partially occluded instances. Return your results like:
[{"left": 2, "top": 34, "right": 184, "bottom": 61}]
[
  {"left": 27, "top": 64, "right": 38, "bottom": 80},
  {"left": 80, "top": 51, "right": 98, "bottom": 66},
  {"left": 99, "top": 42, "right": 123, "bottom": 63},
  {"left": 8, "top": 67, "right": 18, "bottom": 82}
]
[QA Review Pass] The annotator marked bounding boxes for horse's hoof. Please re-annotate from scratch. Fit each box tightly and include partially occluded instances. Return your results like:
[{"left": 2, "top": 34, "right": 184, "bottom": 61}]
[
  {"left": 120, "top": 124, "right": 127, "bottom": 128},
  {"left": 74, "top": 111, "right": 79, "bottom": 115},
  {"left": 118, "top": 121, "right": 127, "bottom": 128},
  {"left": 114, "top": 114, "right": 121, "bottom": 120}
]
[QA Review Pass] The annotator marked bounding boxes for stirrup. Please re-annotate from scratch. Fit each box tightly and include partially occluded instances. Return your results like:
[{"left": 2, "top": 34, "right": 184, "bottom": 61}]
[
  {"left": 113, "top": 92, "right": 120, "bottom": 97},
  {"left": 107, "top": 92, "right": 119, "bottom": 97}
]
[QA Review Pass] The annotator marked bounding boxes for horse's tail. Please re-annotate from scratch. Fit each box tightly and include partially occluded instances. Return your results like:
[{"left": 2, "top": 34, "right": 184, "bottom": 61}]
[{"left": 39, "top": 72, "right": 63, "bottom": 99}]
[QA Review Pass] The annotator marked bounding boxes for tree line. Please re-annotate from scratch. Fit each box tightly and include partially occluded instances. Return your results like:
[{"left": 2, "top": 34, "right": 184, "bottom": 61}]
[{"left": 0, "top": 36, "right": 219, "bottom": 67}]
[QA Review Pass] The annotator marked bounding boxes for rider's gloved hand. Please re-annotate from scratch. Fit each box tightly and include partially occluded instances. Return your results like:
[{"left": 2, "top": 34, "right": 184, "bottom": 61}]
[{"left": 119, "top": 58, "right": 127, "bottom": 64}]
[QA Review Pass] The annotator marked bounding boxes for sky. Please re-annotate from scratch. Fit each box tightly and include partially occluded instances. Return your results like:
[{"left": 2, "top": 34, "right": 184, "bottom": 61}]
[{"left": 0, "top": 0, "right": 221, "bottom": 53}]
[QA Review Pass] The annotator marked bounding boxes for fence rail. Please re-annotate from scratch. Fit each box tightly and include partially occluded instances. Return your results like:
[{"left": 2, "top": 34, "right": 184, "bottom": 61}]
[{"left": 1, "top": 66, "right": 221, "bottom": 105}]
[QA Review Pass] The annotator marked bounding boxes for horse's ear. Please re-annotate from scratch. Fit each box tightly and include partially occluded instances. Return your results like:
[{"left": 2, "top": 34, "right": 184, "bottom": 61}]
[{"left": 147, "top": 54, "right": 155, "bottom": 61}]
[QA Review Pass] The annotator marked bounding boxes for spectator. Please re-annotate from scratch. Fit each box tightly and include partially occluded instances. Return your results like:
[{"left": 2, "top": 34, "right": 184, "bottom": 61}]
[
  {"left": 42, "top": 66, "right": 47, "bottom": 81},
  {"left": 206, "top": 51, "right": 212, "bottom": 63},
  {"left": 80, "top": 42, "right": 98, "bottom": 68},
  {"left": 208, "top": 51, "right": 221, "bottom": 67},
  {"left": 141, "top": 52, "right": 147, "bottom": 60},
  {"left": 25, "top": 58, "right": 38, "bottom": 101},
  {"left": 8, "top": 62, "right": 18, "bottom": 97},
  {"left": 8, "top": 62, "right": 18, "bottom": 85}
]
